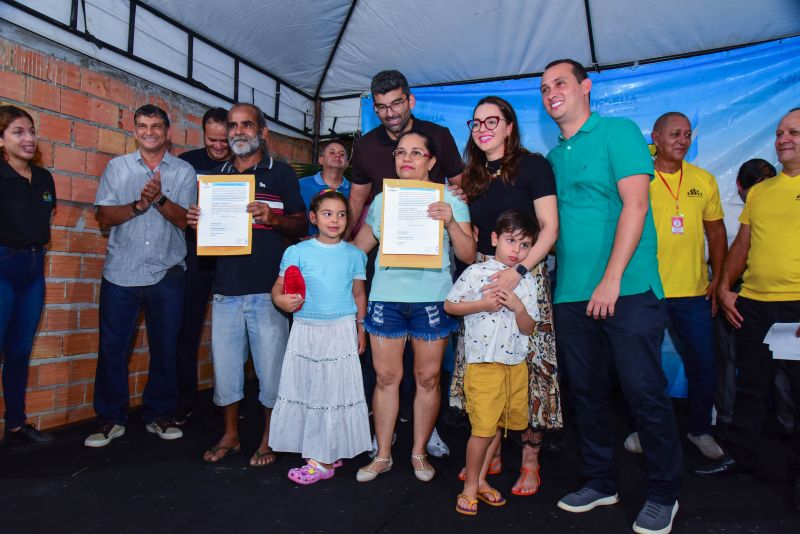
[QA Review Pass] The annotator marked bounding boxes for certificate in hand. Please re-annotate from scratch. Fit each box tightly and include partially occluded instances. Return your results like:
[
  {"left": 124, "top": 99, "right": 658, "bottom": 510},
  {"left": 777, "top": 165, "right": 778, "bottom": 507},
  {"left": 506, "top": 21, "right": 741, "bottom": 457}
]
[
  {"left": 196, "top": 174, "right": 255, "bottom": 256},
  {"left": 379, "top": 179, "right": 444, "bottom": 268}
]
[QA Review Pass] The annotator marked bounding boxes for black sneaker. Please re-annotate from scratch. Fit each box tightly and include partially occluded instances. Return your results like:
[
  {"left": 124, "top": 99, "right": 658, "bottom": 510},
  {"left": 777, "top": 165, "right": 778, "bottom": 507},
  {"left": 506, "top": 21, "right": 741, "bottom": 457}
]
[{"left": 3, "top": 423, "right": 55, "bottom": 445}]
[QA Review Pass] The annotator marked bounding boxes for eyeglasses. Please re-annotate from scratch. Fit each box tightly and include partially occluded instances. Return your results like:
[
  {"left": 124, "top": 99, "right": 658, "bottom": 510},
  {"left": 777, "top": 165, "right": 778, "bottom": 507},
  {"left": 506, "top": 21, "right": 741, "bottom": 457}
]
[
  {"left": 373, "top": 97, "right": 408, "bottom": 115},
  {"left": 392, "top": 148, "right": 431, "bottom": 160},
  {"left": 467, "top": 116, "right": 507, "bottom": 132}
]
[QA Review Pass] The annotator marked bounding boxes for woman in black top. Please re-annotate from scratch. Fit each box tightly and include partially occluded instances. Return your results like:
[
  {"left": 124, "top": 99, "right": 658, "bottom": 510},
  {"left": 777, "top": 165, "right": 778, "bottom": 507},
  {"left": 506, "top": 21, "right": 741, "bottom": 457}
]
[
  {"left": 450, "top": 96, "right": 561, "bottom": 496},
  {"left": 0, "top": 105, "right": 57, "bottom": 445}
]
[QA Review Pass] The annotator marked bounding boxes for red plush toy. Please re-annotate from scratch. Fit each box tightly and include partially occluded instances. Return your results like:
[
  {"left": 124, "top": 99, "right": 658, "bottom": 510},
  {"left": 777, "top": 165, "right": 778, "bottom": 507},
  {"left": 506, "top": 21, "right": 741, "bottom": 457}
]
[{"left": 283, "top": 265, "right": 306, "bottom": 311}]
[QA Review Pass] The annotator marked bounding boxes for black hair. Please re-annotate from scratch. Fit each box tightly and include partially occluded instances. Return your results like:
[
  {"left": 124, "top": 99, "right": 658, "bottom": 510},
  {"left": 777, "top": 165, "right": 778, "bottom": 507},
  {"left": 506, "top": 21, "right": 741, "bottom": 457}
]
[
  {"left": 736, "top": 158, "right": 776, "bottom": 190},
  {"left": 396, "top": 130, "right": 437, "bottom": 159},
  {"left": 134, "top": 104, "right": 170, "bottom": 128},
  {"left": 544, "top": 59, "right": 588, "bottom": 83},
  {"left": 320, "top": 138, "right": 350, "bottom": 160},
  {"left": 202, "top": 107, "right": 228, "bottom": 128},
  {"left": 494, "top": 209, "right": 539, "bottom": 241},
  {"left": 371, "top": 70, "right": 410, "bottom": 97},
  {"left": 309, "top": 189, "right": 349, "bottom": 220}
]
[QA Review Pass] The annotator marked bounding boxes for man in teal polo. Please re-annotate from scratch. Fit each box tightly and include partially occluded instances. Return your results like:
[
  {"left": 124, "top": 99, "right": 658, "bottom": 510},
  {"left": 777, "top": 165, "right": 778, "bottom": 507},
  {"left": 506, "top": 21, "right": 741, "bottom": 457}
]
[{"left": 541, "top": 59, "right": 681, "bottom": 534}]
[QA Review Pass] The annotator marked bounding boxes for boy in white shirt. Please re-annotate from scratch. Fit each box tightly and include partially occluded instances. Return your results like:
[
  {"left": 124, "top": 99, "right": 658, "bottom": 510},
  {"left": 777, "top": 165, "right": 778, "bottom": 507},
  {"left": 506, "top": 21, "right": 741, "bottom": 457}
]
[{"left": 445, "top": 210, "right": 540, "bottom": 516}]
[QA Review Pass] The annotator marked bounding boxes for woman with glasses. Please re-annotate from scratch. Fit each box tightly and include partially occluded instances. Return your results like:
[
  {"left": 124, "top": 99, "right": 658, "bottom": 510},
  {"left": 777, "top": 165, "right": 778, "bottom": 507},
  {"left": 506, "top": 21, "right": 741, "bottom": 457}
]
[
  {"left": 354, "top": 130, "right": 475, "bottom": 482},
  {"left": 0, "top": 105, "right": 56, "bottom": 446},
  {"left": 450, "top": 96, "right": 561, "bottom": 496}
]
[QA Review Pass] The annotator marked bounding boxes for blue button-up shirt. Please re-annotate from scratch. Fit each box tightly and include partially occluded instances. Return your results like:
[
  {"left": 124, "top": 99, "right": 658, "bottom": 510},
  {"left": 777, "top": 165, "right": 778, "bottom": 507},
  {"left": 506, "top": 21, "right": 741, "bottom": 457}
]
[
  {"left": 95, "top": 150, "right": 197, "bottom": 287},
  {"left": 298, "top": 171, "right": 351, "bottom": 235}
]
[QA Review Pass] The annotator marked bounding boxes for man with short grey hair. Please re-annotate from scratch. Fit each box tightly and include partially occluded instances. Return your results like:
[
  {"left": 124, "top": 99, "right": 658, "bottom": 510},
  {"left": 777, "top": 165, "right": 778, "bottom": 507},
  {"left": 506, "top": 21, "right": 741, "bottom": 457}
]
[
  {"left": 85, "top": 104, "right": 197, "bottom": 448},
  {"left": 187, "top": 103, "right": 306, "bottom": 466}
]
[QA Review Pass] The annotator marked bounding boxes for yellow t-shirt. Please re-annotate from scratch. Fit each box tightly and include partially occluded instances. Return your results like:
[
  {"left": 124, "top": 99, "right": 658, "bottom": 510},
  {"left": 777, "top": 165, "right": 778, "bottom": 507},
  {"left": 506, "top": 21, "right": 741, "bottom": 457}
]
[
  {"left": 739, "top": 171, "right": 800, "bottom": 301},
  {"left": 650, "top": 161, "right": 724, "bottom": 297}
]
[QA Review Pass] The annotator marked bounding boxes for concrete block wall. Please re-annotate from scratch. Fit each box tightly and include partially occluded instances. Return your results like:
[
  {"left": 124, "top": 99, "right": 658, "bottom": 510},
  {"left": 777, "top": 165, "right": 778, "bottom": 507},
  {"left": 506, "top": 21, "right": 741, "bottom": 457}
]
[{"left": 0, "top": 27, "right": 312, "bottom": 431}]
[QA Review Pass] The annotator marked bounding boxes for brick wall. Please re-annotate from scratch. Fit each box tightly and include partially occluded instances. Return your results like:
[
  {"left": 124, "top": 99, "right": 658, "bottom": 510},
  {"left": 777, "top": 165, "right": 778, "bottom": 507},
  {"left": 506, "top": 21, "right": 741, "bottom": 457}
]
[{"left": 0, "top": 28, "right": 312, "bottom": 431}]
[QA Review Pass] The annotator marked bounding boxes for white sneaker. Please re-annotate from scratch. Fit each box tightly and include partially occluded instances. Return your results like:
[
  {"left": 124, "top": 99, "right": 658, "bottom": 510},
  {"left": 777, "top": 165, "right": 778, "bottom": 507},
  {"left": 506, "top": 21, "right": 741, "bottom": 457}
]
[
  {"left": 687, "top": 433, "right": 725, "bottom": 459},
  {"left": 84, "top": 422, "right": 125, "bottom": 448},
  {"left": 145, "top": 417, "right": 183, "bottom": 440},
  {"left": 368, "top": 432, "right": 397, "bottom": 459},
  {"left": 425, "top": 427, "right": 450, "bottom": 458},
  {"left": 624, "top": 432, "right": 643, "bottom": 454}
]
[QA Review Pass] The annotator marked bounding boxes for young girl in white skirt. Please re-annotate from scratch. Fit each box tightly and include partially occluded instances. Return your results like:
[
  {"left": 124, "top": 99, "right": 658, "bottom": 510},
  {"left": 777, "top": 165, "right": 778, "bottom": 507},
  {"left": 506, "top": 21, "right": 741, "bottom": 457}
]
[{"left": 269, "top": 189, "right": 371, "bottom": 484}]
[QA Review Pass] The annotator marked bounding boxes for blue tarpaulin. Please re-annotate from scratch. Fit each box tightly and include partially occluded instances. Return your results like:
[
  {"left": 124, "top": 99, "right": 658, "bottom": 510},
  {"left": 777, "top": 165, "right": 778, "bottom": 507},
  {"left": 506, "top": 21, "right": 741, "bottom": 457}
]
[{"left": 362, "top": 37, "right": 800, "bottom": 398}]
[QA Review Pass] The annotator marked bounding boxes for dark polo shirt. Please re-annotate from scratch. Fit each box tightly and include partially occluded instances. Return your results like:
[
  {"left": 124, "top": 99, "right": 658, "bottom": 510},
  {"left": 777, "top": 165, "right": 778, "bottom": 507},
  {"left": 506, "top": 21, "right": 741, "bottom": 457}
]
[
  {"left": 350, "top": 116, "right": 464, "bottom": 199},
  {"left": 0, "top": 160, "right": 56, "bottom": 248},
  {"left": 212, "top": 155, "right": 305, "bottom": 296}
]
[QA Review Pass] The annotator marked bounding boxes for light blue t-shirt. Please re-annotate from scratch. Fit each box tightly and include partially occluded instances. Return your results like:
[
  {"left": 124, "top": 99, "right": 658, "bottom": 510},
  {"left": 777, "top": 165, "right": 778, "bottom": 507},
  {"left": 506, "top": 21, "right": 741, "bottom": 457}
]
[
  {"left": 298, "top": 172, "right": 351, "bottom": 235},
  {"left": 279, "top": 239, "right": 367, "bottom": 320},
  {"left": 366, "top": 188, "right": 470, "bottom": 303}
]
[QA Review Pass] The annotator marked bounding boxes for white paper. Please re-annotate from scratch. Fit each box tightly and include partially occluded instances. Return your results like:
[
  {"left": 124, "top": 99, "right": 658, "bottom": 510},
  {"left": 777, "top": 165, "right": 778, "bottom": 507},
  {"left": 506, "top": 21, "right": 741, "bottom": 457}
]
[
  {"left": 382, "top": 186, "right": 440, "bottom": 255},
  {"left": 764, "top": 322, "right": 800, "bottom": 360},
  {"left": 197, "top": 181, "right": 251, "bottom": 247}
]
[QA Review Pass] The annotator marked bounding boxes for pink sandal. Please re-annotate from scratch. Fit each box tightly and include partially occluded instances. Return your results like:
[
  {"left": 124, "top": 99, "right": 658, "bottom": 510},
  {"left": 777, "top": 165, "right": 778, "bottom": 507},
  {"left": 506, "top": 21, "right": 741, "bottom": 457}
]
[{"left": 287, "top": 460, "right": 335, "bottom": 485}]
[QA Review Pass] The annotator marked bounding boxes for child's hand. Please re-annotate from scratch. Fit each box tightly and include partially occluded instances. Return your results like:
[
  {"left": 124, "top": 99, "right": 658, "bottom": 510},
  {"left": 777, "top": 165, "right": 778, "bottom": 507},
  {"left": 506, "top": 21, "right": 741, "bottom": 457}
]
[
  {"left": 480, "top": 291, "right": 503, "bottom": 313},
  {"left": 497, "top": 288, "right": 524, "bottom": 313},
  {"left": 357, "top": 325, "right": 367, "bottom": 355},
  {"left": 275, "top": 292, "right": 304, "bottom": 313}
]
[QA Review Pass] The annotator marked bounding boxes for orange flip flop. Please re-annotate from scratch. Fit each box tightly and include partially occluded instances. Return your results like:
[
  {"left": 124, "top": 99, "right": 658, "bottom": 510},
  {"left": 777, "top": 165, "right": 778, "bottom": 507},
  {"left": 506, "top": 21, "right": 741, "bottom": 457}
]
[
  {"left": 476, "top": 487, "right": 506, "bottom": 507},
  {"left": 510, "top": 465, "right": 540, "bottom": 496},
  {"left": 455, "top": 493, "right": 478, "bottom": 516},
  {"left": 457, "top": 456, "right": 502, "bottom": 481}
]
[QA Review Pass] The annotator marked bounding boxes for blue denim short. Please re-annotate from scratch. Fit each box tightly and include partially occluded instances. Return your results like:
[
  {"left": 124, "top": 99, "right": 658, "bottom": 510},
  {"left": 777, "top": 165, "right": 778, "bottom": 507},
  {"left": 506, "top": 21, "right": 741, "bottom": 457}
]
[{"left": 364, "top": 301, "right": 458, "bottom": 341}]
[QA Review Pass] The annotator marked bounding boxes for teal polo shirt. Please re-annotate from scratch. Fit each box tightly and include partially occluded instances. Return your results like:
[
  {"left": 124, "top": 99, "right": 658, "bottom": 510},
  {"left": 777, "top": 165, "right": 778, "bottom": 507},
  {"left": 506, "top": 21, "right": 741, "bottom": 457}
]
[{"left": 547, "top": 113, "right": 663, "bottom": 304}]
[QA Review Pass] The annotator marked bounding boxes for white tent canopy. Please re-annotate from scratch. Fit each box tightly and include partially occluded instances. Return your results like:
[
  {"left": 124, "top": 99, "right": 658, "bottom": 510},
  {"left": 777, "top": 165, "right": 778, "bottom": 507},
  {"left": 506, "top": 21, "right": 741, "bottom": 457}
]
[{"left": 4, "top": 0, "right": 800, "bottom": 138}]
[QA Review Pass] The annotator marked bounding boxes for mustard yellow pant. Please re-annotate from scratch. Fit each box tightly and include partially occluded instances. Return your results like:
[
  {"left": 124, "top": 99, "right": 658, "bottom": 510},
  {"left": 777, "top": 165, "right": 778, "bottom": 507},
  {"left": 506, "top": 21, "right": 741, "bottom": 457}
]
[{"left": 465, "top": 362, "right": 529, "bottom": 437}]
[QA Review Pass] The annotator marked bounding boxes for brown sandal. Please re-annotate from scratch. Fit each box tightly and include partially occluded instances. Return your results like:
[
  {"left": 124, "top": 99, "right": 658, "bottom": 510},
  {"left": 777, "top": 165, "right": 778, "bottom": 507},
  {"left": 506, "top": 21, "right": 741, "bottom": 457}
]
[{"left": 249, "top": 448, "right": 278, "bottom": 467}]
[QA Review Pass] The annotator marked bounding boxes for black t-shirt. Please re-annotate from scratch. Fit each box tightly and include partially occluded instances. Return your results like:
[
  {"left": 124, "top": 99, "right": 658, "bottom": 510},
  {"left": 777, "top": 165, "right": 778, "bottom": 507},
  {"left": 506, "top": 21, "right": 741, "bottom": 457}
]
[
  {"left": 468, "top": 152, "right": 556, "bottom": 255},
  {"left": 179, "top": 148, "right": 222, "bottom": 174},
  {"left": 0, "top": 160, "right": 56, "bottom": 248},
  {"left": 212, "top": 156, "right": 305, "bottom": 296},
  {"left": 350, "top": 116, "right": 464, "bottom": 199},
  {"left": 179, "top": 148, "right": 226, "bottom": 272}
]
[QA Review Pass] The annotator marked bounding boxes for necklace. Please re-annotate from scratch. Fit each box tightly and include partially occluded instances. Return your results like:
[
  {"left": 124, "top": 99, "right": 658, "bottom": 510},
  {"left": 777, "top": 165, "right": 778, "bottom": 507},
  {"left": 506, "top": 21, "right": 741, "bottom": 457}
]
[{"left": 485, "top": 161, "right": 501, "bottom": 178}]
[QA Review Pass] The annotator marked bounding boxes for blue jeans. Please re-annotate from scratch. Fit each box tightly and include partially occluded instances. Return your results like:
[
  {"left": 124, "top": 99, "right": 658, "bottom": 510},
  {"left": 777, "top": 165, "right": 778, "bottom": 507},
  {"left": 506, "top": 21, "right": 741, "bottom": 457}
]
[
  {"left": 0, "top": 246, "right": 46, "bottom": 429},
  {"left": 211, "top": 293, "right": 288, "bottom": 408},
  {"left": 555, "top": 291, "right": 681, "bottom": 504},
  {"left": 665, "top": 296, "right": 716, "bottom": 435},
  {"left": 93, "top": 273, "right": 185, "bottom": 424}
]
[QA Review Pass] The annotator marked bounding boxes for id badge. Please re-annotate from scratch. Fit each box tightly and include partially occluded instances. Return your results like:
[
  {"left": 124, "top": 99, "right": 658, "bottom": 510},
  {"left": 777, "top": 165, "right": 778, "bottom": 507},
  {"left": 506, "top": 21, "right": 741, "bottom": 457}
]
[{"left": 671, "top": 214, "right": 684, "bottom": 235}]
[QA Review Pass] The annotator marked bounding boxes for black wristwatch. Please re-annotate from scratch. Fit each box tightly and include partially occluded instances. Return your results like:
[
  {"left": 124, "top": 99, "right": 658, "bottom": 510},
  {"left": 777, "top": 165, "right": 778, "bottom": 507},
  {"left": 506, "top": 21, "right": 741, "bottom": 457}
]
[
  {"left": 131, "top": 200, "right": 145, "bottom": 216},
  {"left": 155, "top": 194, "right": 168, "bottom": 207},
  {"left": 515, "top": 264, "right": 528, "bottom": 277}
]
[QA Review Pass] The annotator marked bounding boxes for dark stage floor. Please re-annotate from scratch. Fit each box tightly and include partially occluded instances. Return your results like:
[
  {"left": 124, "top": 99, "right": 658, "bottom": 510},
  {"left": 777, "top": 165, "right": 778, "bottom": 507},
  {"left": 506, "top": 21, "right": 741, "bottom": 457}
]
[{"left": 1, "top": 388, "right": 799, "bottom": 534}]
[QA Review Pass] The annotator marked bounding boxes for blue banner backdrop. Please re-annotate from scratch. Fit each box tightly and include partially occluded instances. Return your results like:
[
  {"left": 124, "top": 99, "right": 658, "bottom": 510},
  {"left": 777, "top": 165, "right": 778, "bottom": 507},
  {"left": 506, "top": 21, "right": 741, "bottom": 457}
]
[{"left": 361, "top": 36, "right": 800, "bottom": 398}]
